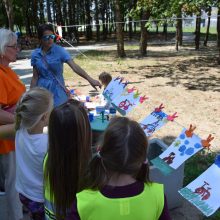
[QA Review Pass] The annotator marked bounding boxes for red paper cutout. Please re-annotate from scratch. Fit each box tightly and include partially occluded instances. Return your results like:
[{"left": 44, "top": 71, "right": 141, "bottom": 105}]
[
  {"left": 155, "top": 103, "right": 165, "bottom": 112},
  {"left": 167, "top": 112, "right": 178, "bottom": 122},
  {"left": 139, "top": 95, "right": 148, "bottom": 104},
  {"left": 127, "top": 87, "right": 136, "bottom": 93}
]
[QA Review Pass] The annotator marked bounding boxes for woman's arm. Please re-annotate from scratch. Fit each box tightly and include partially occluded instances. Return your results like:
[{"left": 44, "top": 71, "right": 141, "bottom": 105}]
[
  {"left": 0, "top": 124, "right": 15, "bottom": 139},
  {"left": 30, "top": 67, "right": 39, "bottom": 88},
  {"left": 0, "top": 105, "right": 14, "bottom": 124},
  {"left": 67, "top": 60, "right": 101, "bottom": 90}
]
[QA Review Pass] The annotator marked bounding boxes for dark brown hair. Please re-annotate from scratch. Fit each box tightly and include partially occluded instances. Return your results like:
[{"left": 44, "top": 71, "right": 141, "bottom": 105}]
[
  {"left": 37, "top": 24, "right": 54, "bottom": 39},
  {"left": 98, "top": 72, "right": 112, "bottom": 88},
  {"left": 44, "top": 99, "right": 92, "bottom": 219},
  {"left": 87, "top": 116, "right": 150, "bottom": 190}
]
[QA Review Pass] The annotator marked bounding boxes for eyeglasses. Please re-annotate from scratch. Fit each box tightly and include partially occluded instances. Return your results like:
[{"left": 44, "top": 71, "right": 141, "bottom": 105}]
[
  {"left": 7, "top": 45, "right": 19, "bottom": 49},
  {"left": 42, "top": 34, "right": 56, "bottom": 41}
]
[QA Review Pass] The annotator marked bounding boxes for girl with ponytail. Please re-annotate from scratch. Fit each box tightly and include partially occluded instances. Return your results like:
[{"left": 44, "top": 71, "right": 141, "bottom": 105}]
[
  {"left": 15, "top": 87, "right": 53, "bottom": 220},
  {"left": 74, "top": 116, "right": 171, "bottom": 220}
]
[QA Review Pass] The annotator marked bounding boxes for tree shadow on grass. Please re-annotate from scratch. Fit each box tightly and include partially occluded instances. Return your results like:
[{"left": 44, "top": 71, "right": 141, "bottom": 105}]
[
  {"left": 79, "top": 45, "right": 219, "bottom": 92},
  {"left": 142, "top": 55, "right": 220, "bottom": 92}
]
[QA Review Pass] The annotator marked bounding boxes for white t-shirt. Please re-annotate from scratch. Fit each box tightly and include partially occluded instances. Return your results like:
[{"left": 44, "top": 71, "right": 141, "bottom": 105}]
[{"left": 15, "top": 128, "right": 48, "bottom": 202}]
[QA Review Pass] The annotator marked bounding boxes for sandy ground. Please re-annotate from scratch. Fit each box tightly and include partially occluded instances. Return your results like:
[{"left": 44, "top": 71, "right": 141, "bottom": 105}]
[{"left": 67, "top": 43, "right": 220, "bottom": 152}]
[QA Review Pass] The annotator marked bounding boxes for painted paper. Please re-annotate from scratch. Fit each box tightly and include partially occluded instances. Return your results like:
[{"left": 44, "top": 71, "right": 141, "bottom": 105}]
[
  {"left": 111, "top": 88, "right": 142, "bottom": 115},
  {"left": 179, "top": 156, "right": 220, "bottom": 217},
  {"left": 103, "top": 77, "right": 127, "bottom": 102},
  {"left": 151, "top": 128, "right": 203, "bottom": 175},
  {"left": 140, "top": 109, "right": 168, "bottom": 137}
]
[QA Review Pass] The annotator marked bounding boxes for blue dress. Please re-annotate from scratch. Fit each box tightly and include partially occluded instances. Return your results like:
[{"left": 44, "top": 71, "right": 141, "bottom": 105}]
[{"left": 31, "top": 44, "right": 71, "bottom": 107}]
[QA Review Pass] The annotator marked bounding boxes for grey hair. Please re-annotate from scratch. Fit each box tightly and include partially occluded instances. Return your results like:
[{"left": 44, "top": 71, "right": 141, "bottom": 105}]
[
  {"left": 0, "top": 28, "right": 17, "bottom": 55},
  {"left": 15, "top": 87, "right": 53, "bottom": 131}
]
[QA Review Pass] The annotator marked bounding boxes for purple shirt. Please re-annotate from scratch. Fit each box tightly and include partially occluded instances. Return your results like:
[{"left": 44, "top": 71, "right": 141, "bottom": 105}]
[{"left": 67, "top": 181, "right": 171, "bottom": 220}]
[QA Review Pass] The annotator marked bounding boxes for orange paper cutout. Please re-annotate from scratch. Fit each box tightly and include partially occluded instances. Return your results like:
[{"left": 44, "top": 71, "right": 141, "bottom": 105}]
[
  {"left": 185, "top": 124, "right": 196, "bottom": 137},
  {"left": 201, "top": 134, "right": 214, "bottom": 150}
]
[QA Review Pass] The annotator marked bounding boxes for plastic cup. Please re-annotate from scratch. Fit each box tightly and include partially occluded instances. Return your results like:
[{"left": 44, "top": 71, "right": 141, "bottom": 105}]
[
  {"left": 70, "top": 89, "right": 75, "bottom": 95},
  {"left": 109, "top": 107, "right": 116, "bottom": 114},
  {"left": 86, "top": 96, "right": 90, "bottom": 102},
  {"left": 89, "top": 113, "right": 94, "bottom": 122},
  {"left": 96, "top": 106, "right": 105, "bottom": 114}
]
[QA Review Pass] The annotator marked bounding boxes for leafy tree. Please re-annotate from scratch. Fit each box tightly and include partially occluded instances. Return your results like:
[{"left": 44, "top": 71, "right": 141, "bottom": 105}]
[{"left": 129, "top": 0, "right": 166, "bottom": 56}]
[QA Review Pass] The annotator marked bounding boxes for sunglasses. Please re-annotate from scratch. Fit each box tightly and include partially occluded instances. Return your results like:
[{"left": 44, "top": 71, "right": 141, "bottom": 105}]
[{"left": 42, "top": 34, "right": 56, "bottom": 41}]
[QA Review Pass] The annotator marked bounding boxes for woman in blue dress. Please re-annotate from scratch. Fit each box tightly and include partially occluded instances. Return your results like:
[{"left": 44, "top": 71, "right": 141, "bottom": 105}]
[{"left": 30, "top": 24, "right": 101, "bottom": 107}]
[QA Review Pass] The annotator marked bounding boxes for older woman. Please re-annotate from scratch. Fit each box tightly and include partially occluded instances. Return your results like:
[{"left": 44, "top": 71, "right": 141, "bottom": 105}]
[
  {"left": 0, "top": 28, "right": 26, "bottom": 220},
  {"left": 31, "top": 24, "right": 101, "bottom": 107}
]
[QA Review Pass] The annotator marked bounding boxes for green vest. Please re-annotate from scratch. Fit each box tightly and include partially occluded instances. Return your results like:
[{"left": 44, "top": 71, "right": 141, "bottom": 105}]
[
  {"left": 77, "top": 183, "right": 164, "bottom": 220},
  {"left": 43, "top": 154, "right": 57, "bottom": 220}
]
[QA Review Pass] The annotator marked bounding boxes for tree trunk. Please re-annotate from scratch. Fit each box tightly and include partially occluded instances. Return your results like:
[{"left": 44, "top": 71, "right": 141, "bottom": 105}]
[
  {"left": 52, "top": 1, "right": 56, "bottom": 22},
  {"left": 195, "top": 12, "right": 201, "bottom": 50},
  {"left": 176, "top": 11, "right": 182, "bottom": 49},
  {"left": 62, "top": 0, "right": 67, "bottom": 37},
  {"left": 106, "top": 0, "right": 110, "bottom": 35},
  {"left": 115, "top": 0, "right": 126, "bottom": 57},
  {"left": 32, "top": 0, "right": 39, "bottom": 32},
  {"left": 21, "top": 0, "right": 32, "bottom": 36},
  {"left": 101, "top": 0, "right": 108, "bottom": 40},
  {"left": 85, "top": 0, "right": 92, "bottom": 40},
  {"left": 39, "top": 0, "right": 45, "bottom": 24},
  {"left": 217, "top": 5, "right": 220, "bottom": 64},
  {"left": 139, "top": 10, "right": 150, "bottom": 56},
  {"left": 155, "top": 22, "right": 159, "bottom": 34},
  {"left": 3, "top": 0, "right": 14, "bottom": 30},
  {"left": 128, "top": 17, "right": 133, "bottom": 40},
  {"left": 94, "top": 0, "right": 100, "bottom": 41},
  {"left": 175, "top": 22, "right": 179, "bottom": 51},
  {"left": 163, "top": 22, "right": 167, "bottom": 41},
  {"left": 55, "top": 0, "right": 64, "bottom": 26},
  {"left": 46, "top": 0, "right": 52, "bottom": 22},
  {"left": 204, "top": 7, "right": 211, "bottom": 46}
]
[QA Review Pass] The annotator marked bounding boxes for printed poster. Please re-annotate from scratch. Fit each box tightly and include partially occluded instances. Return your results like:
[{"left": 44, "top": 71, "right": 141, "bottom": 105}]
[{"left": 179, "top": 156, "right": 220, "bottom": 217}]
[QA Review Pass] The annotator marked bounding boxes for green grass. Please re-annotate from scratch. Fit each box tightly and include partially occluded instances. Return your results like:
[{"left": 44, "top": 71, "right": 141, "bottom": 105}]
[
  {"left": 203, "top": 212, "right": 220, "bottom": 220},
  {"left": 184, "top": 150, "right": 217, "bottom": 186}
]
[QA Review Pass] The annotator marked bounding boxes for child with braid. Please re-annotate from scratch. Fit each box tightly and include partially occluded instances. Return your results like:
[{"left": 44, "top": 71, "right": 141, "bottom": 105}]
[{"left": 15, "top": 87, "right": 53, "bottom": 220}]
